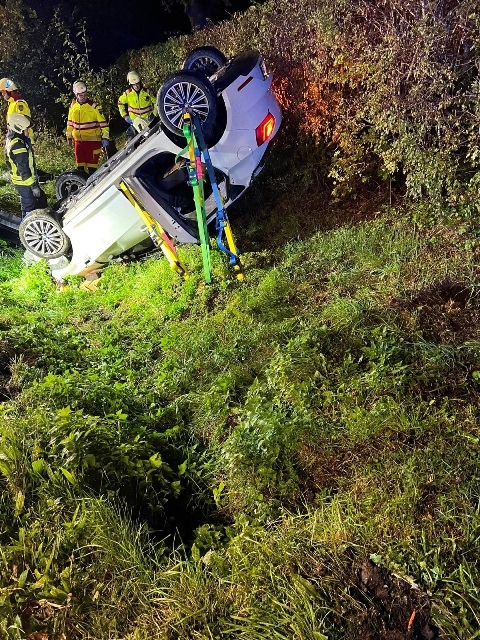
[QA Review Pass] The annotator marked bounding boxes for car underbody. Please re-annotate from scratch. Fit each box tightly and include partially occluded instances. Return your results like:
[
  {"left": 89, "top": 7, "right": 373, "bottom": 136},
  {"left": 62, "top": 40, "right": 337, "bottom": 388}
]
[{"left": 1, "top": 49, "right": 282, "bottom": 280}]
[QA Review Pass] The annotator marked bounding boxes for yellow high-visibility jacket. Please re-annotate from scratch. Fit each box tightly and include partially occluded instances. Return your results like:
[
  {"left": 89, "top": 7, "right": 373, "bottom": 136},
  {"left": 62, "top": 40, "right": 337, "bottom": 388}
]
[
  {"left": 118, "top": 86, "right": 157, "bottom": 120},
  {"left": 7, "top": 93, "right": 33, "bottom": 140},
  {"left": 66, "top": 99, "right": 109, "bottom": 142},
  {"left": 5, "top": 131, "right": 36, "bottom": 187},
  {"left": 6, "top": 93, "right": 31, "bottom": 120}
]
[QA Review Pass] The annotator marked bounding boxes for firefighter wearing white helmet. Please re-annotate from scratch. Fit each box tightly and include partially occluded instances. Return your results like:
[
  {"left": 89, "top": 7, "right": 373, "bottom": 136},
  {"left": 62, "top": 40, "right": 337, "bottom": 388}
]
[
  {"left": 66, "top": 80, "right": 109, "bottom": 174},
  {"left": 118, "top": 70, "right": 157, "bottom": 139},
  {"left": 8, "top": 113, "right": 30, "bottom": 133},
  {"left": 127, "top": 71, "right": 141, "bottom": 84},
  {"left": 4, "top": 113, "right": 46, "bottom": 217},
  {"left": 0, "top": 77, "right": 33, "bottom": 139},
  {"left": 72, "top": 80, "right": 87, "bottom": 95}
]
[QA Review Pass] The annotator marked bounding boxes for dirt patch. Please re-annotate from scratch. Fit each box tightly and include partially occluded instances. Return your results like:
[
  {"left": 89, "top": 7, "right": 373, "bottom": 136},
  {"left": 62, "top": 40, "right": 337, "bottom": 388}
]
[
  {"left": 0, "top": 343, "right": 14, "bottom": 400},
  {"left": 297, "top": 555, "right": 443, "bottom": 639},
  {"left": 391, "top": 278, "right": 480, "bottom": 345},
  {"left": 347, "top": 558, "right": 443, "bottom": 640},
  {"left": 0, "top": 373, "right": 9, "bottom": 400}
]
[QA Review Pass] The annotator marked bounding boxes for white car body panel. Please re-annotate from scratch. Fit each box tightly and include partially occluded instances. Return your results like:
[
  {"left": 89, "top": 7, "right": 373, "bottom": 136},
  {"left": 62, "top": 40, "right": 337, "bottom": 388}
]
[{"left": 43, "top": 51, "right": 282, "bottom": 280}]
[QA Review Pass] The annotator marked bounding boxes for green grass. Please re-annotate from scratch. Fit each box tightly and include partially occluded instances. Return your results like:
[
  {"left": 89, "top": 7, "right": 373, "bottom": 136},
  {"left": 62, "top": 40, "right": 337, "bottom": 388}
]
[
  {"left": 0, "top": 47, "right": 479, "bottom": 636},
  {"left": 0, "top": 194, "right": 479, "bottom": 637}
]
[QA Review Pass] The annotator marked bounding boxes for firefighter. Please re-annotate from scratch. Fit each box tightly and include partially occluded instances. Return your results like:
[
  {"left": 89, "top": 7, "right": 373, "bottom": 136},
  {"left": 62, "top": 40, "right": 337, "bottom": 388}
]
[
  {"left": 0, "top": 77, "right": 33, "bottom": 139},
  {"left": 5, "top": 113, "right": 47, "bottom": 218},
  {"left": 118, "top": 71, "right": 157, "bottom": 139},
  {"left": 66, "top": 80, "right": 109, "bottom": 175}
]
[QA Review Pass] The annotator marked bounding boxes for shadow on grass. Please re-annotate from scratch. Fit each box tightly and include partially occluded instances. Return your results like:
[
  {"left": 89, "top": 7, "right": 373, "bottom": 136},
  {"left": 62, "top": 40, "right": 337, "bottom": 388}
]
[{"left": 228, "top": 141, "right": 395, "bottom": 254}]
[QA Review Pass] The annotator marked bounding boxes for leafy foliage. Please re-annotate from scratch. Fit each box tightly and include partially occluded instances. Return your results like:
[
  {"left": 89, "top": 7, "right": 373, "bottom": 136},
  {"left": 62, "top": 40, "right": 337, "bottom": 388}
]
[
  {"left": 0, "top": 0, "right": 479, "bottom": 637},
  {"left": 144, "top": 0, "right": 480, "bottom": 212}
]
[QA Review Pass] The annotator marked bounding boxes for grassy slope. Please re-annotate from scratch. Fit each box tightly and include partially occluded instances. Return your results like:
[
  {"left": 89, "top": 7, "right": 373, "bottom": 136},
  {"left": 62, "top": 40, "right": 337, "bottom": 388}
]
[{"left": 0, "top": 140, "right": 479, "bottom": 638}]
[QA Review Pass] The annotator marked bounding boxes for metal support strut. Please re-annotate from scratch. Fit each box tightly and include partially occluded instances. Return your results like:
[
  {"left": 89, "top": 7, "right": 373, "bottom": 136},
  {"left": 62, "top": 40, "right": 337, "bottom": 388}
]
[
  {"left": 182, "top": 113, "right": 243, "bottom": 282},
  {"left": 119, "top": 180, "right": 189, "bottom": 279}
]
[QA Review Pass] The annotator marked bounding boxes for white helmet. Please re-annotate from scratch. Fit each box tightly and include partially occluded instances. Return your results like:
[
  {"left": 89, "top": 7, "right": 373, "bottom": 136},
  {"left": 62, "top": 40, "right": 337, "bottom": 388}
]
[
  {"left": 72, "top": 80, "right": 87, "bottom": 95},
  {"left": 0, "top": 77, "right": 17, "bottom": 91},
  {"left": 127, "top": 71, "right": 141, "bottom": 85},
  {"left": 8, "top": 112, "right": 31, "bottom": 134}
]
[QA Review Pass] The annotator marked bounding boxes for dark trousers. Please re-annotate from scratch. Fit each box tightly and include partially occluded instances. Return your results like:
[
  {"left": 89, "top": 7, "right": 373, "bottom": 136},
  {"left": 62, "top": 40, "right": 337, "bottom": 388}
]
[{"left": 15, "top": 184, "right": 47, "bottom": 218}]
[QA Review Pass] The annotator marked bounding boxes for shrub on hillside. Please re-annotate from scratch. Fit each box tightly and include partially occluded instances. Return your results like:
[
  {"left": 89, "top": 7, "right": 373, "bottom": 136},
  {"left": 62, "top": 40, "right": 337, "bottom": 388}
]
[
  {"left": 126, "top": 0, "right": 480, "bottom": 211},
  {"left": 6, "top": 0, "right": 478, "bottom": 210},
  {"left": 313, "top": 0, "right": 480, "bottom": 209}
]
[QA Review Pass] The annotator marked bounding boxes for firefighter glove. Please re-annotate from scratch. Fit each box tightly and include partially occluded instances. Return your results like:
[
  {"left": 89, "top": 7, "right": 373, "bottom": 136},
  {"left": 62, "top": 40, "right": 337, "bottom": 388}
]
[
  {"left": 102, "top": 139, "right": 109, "bottom": 148},
  {"left": 125, "top": 116, "right": 133, "bottom": 124},
  {"left": 32, "top": 185, "right": 41, "bottom": 198}
]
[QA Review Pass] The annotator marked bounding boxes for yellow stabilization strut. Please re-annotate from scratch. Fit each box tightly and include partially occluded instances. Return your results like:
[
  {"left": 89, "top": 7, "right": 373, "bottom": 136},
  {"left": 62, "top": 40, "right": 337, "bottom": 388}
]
[{"left": 119, "top": 180, "right": 189, "bottom": 279}]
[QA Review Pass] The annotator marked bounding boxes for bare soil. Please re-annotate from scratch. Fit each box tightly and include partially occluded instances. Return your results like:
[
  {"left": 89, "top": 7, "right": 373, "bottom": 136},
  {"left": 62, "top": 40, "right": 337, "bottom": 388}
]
[
  {"left": 398, "top": 278, "right": 480, "bottom": 345},
  {"left": 0, "top": 341, "right": 14, "bottom": 401},
  {"left": 347, "top": 558, "right": 443, "bottom": 640}
]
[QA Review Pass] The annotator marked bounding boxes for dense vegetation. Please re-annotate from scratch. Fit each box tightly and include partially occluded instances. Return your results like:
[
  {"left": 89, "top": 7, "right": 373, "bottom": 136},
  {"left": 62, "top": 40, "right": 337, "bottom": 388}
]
[{"left": 0, "top": 0, "right": 479, "bottom": 638}]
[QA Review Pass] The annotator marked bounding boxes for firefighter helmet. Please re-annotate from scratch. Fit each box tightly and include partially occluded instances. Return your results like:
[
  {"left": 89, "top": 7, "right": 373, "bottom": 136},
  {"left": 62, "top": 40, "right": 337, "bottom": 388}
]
[
  {"left": 73, "top": 80, "right": 87, "bottom": 95},
  {"left": 8, "top": 112, "right": 31, "bottom": 134},
  {"left": 127, "top": 71, "right": 141, "bottom": 85},
  {"left": 0, "top": 78, "right": 17, "bottom": 92}
]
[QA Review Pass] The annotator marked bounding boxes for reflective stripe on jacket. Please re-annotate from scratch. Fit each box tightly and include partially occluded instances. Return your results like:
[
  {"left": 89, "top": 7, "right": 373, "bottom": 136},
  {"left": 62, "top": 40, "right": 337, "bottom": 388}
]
[
  {"left": 5, "top": 131, "right": 36, "bottom": 186},
  {"left": 118, "top": 86, "right": 157, "bottom": 120},
  {"left": 66, "top": 99, "right": 109, "bottom": 142}
]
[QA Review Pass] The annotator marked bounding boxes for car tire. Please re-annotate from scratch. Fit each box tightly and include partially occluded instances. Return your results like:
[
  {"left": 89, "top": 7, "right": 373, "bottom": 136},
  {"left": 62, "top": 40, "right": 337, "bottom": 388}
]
[
  {"left": 54, "top": 169, "right": 88, "bottom": 201},
  {"left": 157, "top": 71, "right": 218, "bottom": 143},
  {"left": 19, "top": 210, "right": 71, "bottom": 259},
  {"left": 182, "top": 46, "right": 227, "bottom": 76}
]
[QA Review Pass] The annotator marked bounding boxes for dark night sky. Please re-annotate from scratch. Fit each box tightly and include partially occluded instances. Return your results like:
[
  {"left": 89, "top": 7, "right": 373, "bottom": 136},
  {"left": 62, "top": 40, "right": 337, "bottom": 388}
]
[
  {"left": 24, "top": 0, "right": 252, "bottom": 69},
  {"left": 25, "top": 0, "right": 191, "bottom": 68}
]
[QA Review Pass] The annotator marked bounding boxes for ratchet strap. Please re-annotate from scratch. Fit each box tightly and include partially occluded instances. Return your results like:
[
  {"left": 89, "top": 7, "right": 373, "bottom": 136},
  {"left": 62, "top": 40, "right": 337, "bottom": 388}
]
[
  {"left": 182, "top": 113, "right": 212, "bottom": 283},
  {"left": 119, "top": 180, "right": 189, "bottom": 279},
  {"left": 181, "top": 113, "right": 243, "bottom": 282},
  {"left": 192, "top": 116, "right": 243, "bottom": 279}
]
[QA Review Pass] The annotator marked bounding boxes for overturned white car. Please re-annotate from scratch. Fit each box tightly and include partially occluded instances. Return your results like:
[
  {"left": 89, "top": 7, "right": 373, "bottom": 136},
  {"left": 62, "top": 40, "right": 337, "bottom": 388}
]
[{"left": 18, "top": 47, "right": 282, "bottom": 279}]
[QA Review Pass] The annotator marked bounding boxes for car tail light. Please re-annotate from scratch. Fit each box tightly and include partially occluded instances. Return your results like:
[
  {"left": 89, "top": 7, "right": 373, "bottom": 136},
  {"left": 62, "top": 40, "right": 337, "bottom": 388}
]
[{"left": 255, "top": 112, "right": 275, "bottom": 146}]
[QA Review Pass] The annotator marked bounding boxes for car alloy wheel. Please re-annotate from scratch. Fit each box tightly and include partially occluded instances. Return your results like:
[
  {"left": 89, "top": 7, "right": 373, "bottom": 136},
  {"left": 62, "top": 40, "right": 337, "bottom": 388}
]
[
  {"left": 158, "top": 71, "right": 218, "bottom": 138},
  {"left": 19, "top": 210, "right": 71, "bottom": 259},
  {"left": 54, "top": 169, "right": 88, "bottom": 201}
]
